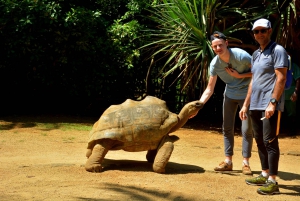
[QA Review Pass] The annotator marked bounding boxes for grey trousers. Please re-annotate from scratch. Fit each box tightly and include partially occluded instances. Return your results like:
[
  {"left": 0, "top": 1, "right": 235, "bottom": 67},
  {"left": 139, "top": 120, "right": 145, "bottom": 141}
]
[{"left": 222, "top": 95, "right": 253, "bottom": 158}]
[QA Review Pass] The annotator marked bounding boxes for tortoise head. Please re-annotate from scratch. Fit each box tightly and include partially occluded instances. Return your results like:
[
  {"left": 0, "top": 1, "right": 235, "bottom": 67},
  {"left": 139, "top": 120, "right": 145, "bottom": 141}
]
[
  {"left": 169, "top": 100, "right": 204, "bottom": 133},
  {"left": 182, "top": 101, "right": 204, "bottom": 117}
]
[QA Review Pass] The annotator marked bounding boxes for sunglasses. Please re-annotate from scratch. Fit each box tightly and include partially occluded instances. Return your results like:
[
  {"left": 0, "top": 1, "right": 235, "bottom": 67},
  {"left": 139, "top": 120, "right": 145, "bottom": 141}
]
[{"left": 253, "top": 29, "right": 269, "bottom": 34}]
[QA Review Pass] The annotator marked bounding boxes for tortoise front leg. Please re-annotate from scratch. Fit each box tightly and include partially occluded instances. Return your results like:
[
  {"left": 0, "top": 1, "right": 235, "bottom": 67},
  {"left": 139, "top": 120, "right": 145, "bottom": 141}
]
[
  {"left": 85, "top": 140, "right": 115, "bottom": 173},
  {"left": 153, "top": 135, "right": 174, "bottom": 173}
]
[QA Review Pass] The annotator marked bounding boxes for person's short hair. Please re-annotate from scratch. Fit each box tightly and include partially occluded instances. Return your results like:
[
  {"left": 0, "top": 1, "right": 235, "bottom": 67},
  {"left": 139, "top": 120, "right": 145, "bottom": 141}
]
[
  {"left": 252, "top": 18, "right": 271, "bottom": 30},
  {"left": 210, "top": 31, "right": 227, "bottom": 42}
]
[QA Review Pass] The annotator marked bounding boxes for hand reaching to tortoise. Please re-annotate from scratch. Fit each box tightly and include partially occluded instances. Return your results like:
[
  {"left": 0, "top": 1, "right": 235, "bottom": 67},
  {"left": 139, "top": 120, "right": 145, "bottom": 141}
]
[{"left": 189, "top": 102, "right": 204, "bottom": 119}]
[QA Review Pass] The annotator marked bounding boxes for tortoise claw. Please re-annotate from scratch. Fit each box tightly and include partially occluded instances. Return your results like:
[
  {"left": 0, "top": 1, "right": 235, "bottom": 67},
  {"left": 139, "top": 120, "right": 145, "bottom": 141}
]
[{"left": 85, "top": 164, "right": 102, "bottom": 173}]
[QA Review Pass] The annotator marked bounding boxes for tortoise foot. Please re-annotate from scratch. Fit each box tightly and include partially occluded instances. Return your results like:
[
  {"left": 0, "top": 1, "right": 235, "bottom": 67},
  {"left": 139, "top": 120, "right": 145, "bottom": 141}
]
[
  {"left": 85, "top": 164, "right": 102, "bottom": 173},
  {"left": 153, "top": 165, "right": 165, "bottom": 174}
]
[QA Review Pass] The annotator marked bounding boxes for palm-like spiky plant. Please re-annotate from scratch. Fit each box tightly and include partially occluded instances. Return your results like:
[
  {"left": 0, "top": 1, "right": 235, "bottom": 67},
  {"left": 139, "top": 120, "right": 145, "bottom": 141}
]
[{"left": 275, "top": 0, "right": 297, "bottom": 48}]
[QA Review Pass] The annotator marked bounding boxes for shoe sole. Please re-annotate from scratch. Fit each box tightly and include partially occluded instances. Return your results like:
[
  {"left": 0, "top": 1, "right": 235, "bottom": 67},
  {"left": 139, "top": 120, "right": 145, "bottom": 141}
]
[
  {"left": 245, "top": 181, "right": 265, "bottom": 186},
  {"left": 257, "top": 189, "right": 280, "bottom": 195}
]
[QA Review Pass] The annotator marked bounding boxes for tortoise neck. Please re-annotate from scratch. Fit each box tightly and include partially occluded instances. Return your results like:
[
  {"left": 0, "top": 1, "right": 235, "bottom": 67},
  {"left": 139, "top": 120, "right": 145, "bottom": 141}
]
[{"left": 169, "top": 110, "right": 189, "bottom": 133}]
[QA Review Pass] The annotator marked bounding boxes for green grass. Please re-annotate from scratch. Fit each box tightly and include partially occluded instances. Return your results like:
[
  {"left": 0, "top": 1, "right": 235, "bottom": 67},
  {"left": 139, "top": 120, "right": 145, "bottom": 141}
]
[
  {"left": 36, "top": 123, "right": 91, "bottom": 131},
  {"left": 0, "top": 116, "right": 93, "bottom": 132}
]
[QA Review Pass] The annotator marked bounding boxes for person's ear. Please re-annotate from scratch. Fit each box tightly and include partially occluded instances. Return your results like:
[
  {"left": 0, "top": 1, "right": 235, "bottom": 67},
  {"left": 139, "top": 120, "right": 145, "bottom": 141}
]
[{"left": 268, "top": 28, "right": 272, "bottom": 33}]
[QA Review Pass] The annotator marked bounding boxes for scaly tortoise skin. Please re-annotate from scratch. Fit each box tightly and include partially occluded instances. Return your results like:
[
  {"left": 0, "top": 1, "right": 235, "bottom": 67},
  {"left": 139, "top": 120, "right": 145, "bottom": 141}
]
[{"left": 85, "top": 96, "right": 203, "bottom": 173}]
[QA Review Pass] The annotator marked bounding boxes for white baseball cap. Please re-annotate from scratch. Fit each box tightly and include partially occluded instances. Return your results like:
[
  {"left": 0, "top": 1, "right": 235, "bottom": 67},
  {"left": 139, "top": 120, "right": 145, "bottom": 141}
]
[{"left": 252, "top": 19, "right": 271, "bottom": 30}]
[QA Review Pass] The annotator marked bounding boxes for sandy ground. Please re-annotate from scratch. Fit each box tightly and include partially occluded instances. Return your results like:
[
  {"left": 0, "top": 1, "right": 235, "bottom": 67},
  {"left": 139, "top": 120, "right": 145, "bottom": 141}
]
[{"left": 0, "top": 115, "right": 300, "bottom": 201}]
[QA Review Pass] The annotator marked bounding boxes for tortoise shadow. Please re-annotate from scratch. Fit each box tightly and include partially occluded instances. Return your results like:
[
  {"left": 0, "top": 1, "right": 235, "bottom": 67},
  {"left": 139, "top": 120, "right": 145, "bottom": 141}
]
[{"left": 102, "top": 159, "right": 205, "bottom": 174}]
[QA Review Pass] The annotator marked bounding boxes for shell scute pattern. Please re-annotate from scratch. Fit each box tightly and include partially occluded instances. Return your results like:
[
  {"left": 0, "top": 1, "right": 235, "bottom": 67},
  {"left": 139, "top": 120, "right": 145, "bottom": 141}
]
[{"left": 87, "top": 96, "right": 178, "bottom": 151}]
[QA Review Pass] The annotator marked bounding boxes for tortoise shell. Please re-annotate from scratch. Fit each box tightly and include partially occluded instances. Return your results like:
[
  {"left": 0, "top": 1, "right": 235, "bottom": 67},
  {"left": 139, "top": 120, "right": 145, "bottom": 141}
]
[{"left": 87, "top": 96, "right": 178, "bottom": 151}]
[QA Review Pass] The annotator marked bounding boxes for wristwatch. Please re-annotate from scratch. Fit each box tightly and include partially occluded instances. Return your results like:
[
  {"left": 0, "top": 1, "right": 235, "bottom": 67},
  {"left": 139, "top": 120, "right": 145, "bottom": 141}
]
[{"left": 270, "top": 98, "right": 278, "bottom": 105}]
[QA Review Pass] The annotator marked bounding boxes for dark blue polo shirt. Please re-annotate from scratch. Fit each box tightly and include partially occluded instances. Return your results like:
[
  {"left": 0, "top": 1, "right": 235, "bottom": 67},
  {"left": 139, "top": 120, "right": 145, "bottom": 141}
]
[{"left": 250, "top": 41, "right": 288, "bottom": 111}]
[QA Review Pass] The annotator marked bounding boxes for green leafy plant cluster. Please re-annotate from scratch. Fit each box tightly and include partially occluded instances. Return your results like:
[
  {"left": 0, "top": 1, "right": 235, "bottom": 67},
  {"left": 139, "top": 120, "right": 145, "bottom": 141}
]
[{"left": 0, "top": 0, "right": 152, "bottom": 115}]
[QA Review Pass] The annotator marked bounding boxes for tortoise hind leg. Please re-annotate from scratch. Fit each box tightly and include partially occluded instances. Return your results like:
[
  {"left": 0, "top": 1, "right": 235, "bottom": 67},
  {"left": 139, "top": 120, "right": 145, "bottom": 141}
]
[
  {"left": 85, "top": 139, "right": 117, "bottom": 173},
  {"left": 153, "top": 136, "right": 174, "bottom": 173},
  {"left": 85, "top": 143, "right": 108, "bottom": 172},
  {"left": 146, "top": 149, "right": 157, "bottom": 163}
]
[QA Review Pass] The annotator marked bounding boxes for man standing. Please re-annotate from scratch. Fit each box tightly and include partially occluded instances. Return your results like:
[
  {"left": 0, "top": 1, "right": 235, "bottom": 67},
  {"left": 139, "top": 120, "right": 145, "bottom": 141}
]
[
  {"left": 239, "top": 18, "right": 288, "bottom": 195},
  {"left": 198, "top": 31, "right": 253, "bottom": 175}
]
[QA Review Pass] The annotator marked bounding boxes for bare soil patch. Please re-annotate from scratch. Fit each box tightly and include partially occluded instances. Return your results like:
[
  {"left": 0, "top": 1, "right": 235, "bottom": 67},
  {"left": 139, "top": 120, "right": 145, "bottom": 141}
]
[{"left": 0, "top": 115, "right": 300, "bottom": 201}]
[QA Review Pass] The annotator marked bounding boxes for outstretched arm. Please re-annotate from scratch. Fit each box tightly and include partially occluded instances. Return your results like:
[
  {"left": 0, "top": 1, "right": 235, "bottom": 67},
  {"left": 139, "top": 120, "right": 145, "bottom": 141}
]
[
  {"left": 199, "top": 76, "right": 217, "bottom": 104},
  {"left": 189, "top": 76, "right": 217, "bottom": 119}
]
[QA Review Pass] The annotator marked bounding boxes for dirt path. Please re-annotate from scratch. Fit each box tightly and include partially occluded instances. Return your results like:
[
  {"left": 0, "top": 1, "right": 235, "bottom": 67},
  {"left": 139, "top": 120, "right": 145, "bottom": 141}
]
[{"left": 0, "top": 116, "right": 300, "bottom": 201}]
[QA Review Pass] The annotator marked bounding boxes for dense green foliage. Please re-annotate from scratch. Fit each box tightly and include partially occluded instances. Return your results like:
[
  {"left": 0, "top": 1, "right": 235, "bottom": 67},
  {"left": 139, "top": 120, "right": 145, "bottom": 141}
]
[{"left": 0, "top": 0, "right": 151, "bottom": 115}]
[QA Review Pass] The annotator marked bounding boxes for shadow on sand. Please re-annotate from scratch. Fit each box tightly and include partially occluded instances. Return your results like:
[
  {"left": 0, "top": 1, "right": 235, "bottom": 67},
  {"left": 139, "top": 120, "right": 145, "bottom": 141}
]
[{"left": 102, "top": 158, "right": 205, "bottom": 174}]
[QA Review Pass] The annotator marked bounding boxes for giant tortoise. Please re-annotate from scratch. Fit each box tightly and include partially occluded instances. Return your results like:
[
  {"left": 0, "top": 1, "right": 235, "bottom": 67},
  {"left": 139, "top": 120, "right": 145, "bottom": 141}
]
[{"left": 85, "top": 96, "right": 203, "bottom": 173}]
